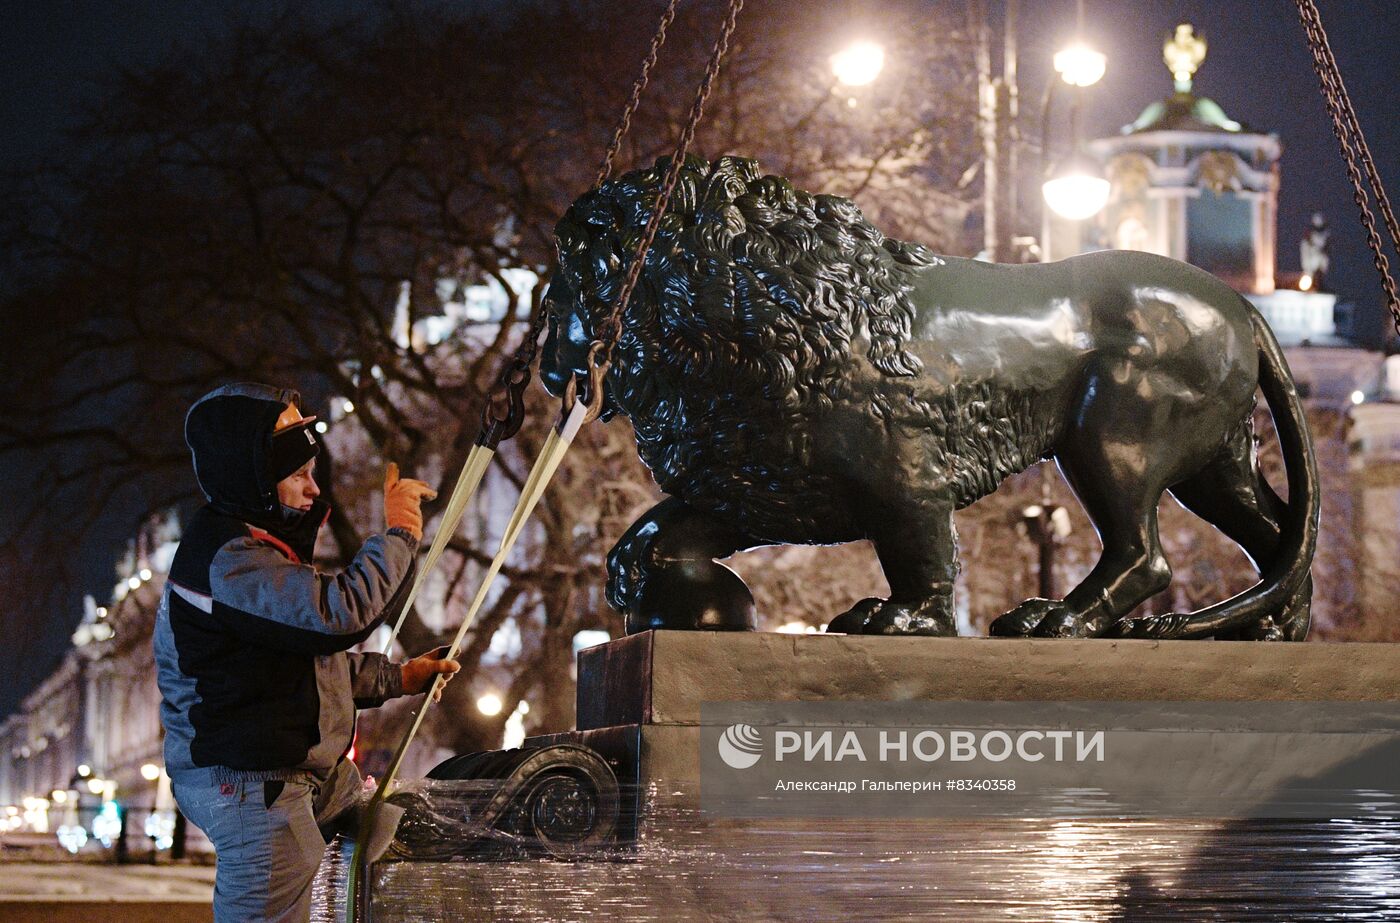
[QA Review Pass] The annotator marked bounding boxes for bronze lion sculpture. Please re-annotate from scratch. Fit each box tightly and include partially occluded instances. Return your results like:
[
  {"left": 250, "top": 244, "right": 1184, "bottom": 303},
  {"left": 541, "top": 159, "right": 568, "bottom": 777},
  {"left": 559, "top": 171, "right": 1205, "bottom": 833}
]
[{"left": 540, "top": 155, "right": 1318, "bottom": 641}]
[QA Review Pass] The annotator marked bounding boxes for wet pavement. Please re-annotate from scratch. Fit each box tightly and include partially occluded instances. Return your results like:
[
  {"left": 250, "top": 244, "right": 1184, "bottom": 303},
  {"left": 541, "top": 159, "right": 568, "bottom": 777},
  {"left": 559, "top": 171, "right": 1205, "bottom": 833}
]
[
  {"left": 0, "top": 861, "right": 214, "bottom": 922},
  {"left": 310, "top": 786, "right": 1400, "bottom": 922}
]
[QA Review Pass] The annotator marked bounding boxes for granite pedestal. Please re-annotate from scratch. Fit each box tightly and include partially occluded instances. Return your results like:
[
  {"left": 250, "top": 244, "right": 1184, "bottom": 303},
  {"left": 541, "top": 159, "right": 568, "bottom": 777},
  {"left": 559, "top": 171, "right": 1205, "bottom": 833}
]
[
  {"left": 542, "top": 632, "right": 1400, "bottom": 802},
  {"left": 362, "top": 634, "right": 1400, "bottom": 921}
]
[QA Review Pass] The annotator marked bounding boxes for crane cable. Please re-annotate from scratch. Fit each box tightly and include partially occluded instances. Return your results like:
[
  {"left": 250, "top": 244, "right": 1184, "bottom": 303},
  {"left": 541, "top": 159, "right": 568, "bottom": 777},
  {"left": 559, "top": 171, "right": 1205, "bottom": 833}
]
[
  {"left": 1295, "top": 0, "right": 1400, "bottom": 337},
  {"left": 576, "top": 0, "right": 746, "bottom": 424}
]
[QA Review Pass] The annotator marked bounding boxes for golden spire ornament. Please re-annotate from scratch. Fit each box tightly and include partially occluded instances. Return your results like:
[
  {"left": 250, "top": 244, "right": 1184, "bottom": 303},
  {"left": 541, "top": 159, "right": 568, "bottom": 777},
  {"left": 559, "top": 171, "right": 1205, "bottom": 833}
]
[{"left": 1164, "top": 23, "right": 1207, "bottom": 93}]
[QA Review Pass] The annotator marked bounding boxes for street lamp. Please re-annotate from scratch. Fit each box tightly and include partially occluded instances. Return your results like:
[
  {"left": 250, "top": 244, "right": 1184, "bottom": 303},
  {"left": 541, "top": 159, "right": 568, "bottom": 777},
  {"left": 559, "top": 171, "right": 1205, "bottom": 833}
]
[
  {"left": 1053, "top": 42, "right": 1107, "bottom": 88},
  {"left": 1019, "top": 503, "right": 1073, "bottom": 598},
  {"left": 476, "top": 693, "right": 503, "bottom": 716},
  {"left": 830, "top": 39, "right": 884, "bottom": 87},
  {"left": 1042, "top": 30, "right": 1109, "bottom": 223},
  {"left": 1042, "top": 158, "right": 1111, "bottom": 221}
]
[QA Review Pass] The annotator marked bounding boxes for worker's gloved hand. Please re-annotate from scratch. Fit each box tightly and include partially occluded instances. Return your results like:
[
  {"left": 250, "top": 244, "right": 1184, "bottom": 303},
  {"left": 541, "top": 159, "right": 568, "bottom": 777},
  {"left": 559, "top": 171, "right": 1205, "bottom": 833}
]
[
  {"left": 383, "top": 462, "right": 437, "bottom": 541},
  {"left": 401, "top": 646, "right": 461, "bottom": 702}
]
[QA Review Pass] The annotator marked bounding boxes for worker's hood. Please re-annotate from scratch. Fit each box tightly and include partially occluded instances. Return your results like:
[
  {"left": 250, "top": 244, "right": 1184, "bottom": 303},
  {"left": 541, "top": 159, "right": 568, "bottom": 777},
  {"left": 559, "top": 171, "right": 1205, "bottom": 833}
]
[{"left": 184, "top": 382, "right": 328, "bottom": 546}]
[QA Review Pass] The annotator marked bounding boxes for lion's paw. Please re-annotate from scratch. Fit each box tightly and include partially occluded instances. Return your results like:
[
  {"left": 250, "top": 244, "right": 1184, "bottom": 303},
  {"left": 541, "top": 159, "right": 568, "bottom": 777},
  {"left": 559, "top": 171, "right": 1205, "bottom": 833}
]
[
  {"left": 827, "top": 598, "right": 955, "bottom": 637},
  {"left": 991, "top": 598, "right": 1098, "bottom": 638},
  {"left": 1031, "top": 610, "right": 1096, "bottom": 638},
  {"left": 990, "top": 598, "right": 1064, "bottom": 637},
  {"left": 826, "top": 598, "right": 884, "bottom": 634}
]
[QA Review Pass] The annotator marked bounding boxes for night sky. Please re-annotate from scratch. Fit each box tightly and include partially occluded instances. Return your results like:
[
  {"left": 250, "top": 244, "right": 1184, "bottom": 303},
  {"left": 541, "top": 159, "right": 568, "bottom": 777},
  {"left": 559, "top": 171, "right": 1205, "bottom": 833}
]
[{"left": 2, "top": 0, "right": 1398, "bottom": 715}]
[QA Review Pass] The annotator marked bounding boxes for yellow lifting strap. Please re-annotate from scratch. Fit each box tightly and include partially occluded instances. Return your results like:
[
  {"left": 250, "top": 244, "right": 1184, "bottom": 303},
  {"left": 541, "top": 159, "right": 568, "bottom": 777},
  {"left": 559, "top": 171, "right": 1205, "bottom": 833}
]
[
  {"left": 347, "top": 400, "right": 587, "bottom": 921},
  {"left": 378, "top": 441, "right": 494, "bottom": 654},
  {"left": 347, "top": 0, "right": 745, "bottom": 914}
]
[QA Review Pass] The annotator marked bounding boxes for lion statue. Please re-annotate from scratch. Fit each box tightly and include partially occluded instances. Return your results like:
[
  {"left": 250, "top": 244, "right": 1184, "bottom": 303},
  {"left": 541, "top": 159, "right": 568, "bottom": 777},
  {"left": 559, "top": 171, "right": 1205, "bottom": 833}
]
[{"left": 540, "top": 155, "right": 1318, "bottom": 641}]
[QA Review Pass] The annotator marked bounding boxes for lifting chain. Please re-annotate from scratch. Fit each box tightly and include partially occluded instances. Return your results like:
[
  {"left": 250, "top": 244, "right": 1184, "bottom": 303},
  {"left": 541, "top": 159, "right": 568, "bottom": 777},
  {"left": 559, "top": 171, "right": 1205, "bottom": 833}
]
[
  {"left": 1295, "top": 0, "right": 1400, "bottom": 338},
  {"left": 595, "top": 0, "right": 681, "bottom": 188},
  {"left": 478, "top": 0, "right": 682, "bottom": 448},
  {"left": 580, "top": 0, "right": 746, "bottom": 424}
]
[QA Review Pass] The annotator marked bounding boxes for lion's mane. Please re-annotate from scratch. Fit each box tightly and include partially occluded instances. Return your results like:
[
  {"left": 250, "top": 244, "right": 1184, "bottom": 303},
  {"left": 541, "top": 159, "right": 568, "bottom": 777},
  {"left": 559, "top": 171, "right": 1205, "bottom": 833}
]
[{"left": 553, "top": 155, "right": 943, "bottom": 543}]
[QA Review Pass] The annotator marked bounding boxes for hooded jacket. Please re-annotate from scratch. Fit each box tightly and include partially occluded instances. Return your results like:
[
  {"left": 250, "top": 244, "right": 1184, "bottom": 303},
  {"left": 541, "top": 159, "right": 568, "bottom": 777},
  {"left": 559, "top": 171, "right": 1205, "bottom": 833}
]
[{"left": 155, "top": 383, "right": 417, "bottom": 785}]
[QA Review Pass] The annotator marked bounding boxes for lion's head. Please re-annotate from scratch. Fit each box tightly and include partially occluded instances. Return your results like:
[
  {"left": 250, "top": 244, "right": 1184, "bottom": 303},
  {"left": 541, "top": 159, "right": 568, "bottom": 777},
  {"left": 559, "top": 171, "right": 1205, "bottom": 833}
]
[{"left": 541, "top": 155, "right": 939, "bottom": 542}]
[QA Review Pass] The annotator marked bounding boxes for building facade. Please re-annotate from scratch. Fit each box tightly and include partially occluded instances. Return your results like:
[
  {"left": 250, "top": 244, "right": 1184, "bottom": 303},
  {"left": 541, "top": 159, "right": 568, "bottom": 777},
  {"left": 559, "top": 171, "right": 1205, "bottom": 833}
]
[{"left": 0, "top": 520, "right": 177, "bottom": 846}]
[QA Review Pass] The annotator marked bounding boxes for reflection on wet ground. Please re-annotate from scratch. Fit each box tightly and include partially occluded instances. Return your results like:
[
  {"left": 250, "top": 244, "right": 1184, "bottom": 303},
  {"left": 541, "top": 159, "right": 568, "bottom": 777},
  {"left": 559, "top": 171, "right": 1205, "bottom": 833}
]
[{"left": 313, "top": 783, "right": 1400, "bottom": 922}]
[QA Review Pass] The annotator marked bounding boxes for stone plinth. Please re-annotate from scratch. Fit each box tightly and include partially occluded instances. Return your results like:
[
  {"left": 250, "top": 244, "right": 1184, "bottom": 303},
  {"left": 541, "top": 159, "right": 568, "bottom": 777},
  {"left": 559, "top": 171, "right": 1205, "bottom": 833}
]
[
  {"left": 368, "top": 634, "right": 1400, "bottom": 921},
  {"left": 527, "top": 632, "right": 1400, "bottom": 812},
  {"left": 576, "top": 632, "right": 1400, "bottom": 731}
]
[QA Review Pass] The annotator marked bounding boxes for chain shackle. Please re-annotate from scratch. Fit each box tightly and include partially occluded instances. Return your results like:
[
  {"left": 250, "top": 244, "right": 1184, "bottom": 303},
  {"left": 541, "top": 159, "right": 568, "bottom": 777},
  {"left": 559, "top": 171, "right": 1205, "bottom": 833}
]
[
  {"left": 477, "top": 355, "right": 532, "bottom": 449},
  {"left": 477, "top": 278, "right": 557, "bottom": 449}
]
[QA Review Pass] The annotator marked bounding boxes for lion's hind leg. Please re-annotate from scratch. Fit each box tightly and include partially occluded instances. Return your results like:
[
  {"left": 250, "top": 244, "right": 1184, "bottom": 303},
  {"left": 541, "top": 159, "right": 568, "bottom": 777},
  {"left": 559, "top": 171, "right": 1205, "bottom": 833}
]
[
  {"left": 993, "top": 359, "right": 1235, "bottom": 638},
  {"left": 994, "top": 459, "right": 1174, "bottom": 639},
  {"left": 1163, "top": 428, "right": 1312, "bottom": 641}
]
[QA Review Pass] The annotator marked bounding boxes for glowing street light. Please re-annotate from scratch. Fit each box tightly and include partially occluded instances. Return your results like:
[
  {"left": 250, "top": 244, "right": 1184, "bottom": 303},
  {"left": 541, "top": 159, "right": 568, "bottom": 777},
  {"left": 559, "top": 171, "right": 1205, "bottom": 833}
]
[
  {"left": 476, "top": 693, "right": 503, "bottom": 716},
  {"left": 140, "top": 763, "right": 161, "bottom": 782},
  {"left": 86, "top": 778, "right": 105, "bottom": 795},
  {"left": 831, "top": 40, "right": 885, "bottom": 87},
  {"left": 1043, "top": 158, "right": 1111, "bottom": 221},
  {"left": 1053, "top": 42, "right": 1107, "bottom": 87}
]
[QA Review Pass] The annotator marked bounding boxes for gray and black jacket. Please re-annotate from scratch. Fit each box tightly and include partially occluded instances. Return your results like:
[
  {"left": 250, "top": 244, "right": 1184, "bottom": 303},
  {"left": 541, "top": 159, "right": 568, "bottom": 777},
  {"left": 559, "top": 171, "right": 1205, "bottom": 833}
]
[{"left": 155, "top": 383, "right": 417, "bottom": 786}]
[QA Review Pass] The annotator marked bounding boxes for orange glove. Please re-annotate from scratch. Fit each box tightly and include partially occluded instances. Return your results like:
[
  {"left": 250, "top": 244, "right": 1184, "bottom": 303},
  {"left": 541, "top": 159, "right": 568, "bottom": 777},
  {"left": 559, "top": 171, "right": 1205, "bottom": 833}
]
[
  {"left": 401, "top": 646, "right": 461, "bottom": 701},
  {"left": 383, "top": 462, "right": 437, "bottom": 541}
]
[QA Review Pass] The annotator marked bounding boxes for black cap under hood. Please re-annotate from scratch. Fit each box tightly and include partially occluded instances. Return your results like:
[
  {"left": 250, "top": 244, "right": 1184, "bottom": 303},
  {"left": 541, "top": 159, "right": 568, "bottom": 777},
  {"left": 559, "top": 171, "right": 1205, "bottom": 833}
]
[{"left": 185, "top": 383, "right": 328, "bottom": 555}]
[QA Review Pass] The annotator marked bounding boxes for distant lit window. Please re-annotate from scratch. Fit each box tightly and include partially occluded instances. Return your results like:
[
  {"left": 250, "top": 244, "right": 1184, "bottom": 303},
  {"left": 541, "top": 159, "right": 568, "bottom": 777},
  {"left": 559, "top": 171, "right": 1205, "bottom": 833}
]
[{"left": 1116, "top": 217, "right": 1150, "bottom": 252}]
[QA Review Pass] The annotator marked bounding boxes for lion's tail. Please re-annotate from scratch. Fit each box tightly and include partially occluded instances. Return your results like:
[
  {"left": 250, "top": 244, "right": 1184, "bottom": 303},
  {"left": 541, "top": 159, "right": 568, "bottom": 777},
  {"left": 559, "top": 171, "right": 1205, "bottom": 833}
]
[{"left": 1126, "top": 310, "right": 1320, "bottom": 639}]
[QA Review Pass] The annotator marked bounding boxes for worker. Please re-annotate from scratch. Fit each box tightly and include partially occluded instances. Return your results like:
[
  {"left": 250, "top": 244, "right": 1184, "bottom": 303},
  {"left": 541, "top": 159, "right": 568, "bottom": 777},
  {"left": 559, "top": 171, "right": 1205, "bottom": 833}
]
[{"left": 154, "top": 382, "right": 459, "bottom": 922}]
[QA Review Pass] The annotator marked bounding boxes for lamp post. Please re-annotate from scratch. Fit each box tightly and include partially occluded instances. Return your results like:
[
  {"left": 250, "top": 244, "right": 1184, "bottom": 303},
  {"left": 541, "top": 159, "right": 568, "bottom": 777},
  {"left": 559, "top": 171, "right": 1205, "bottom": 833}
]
[
  {"left": 1020, "top": 503, "right": 1073, "bottom": 598},
  {"left": 833, "top": 5, "right": 1105, "bottom": 259},
  {"left": 967, "top": 0, "right": 1019, "bottom": 262},
  {"left": 1041, "top": 4, "right": 1108, "bottom": 223},
  {"left": 140, "top": 762, "right": 162, "bottom": 864}
]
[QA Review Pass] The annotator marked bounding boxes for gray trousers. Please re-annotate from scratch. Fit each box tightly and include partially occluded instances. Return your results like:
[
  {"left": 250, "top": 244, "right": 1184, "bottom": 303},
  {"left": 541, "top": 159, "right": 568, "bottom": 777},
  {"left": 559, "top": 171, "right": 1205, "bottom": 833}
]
[{"left": 174, "top": 759, "right": 364, "bottom": 923}]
